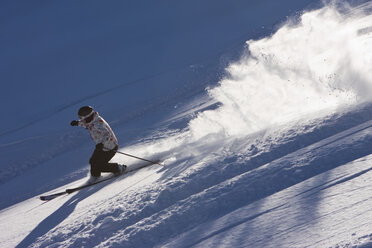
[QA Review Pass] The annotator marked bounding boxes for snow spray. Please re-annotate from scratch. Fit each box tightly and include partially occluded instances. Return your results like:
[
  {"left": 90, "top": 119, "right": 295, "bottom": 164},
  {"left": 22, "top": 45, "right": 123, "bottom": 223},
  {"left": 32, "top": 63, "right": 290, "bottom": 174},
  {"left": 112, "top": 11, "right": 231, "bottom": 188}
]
[
  {"left": 125, "top": 1, "right": 372, "bottom": 162},
  {"left": 189, "top": 1, "right": 372, "bottom": 139}
]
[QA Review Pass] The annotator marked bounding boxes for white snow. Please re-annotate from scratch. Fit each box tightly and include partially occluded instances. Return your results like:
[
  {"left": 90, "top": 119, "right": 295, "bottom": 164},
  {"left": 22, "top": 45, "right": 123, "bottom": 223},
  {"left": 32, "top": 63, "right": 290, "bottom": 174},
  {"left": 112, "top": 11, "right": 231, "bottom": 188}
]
[{"left": 1, "top": 0, "right": 372, "bottom": 247}]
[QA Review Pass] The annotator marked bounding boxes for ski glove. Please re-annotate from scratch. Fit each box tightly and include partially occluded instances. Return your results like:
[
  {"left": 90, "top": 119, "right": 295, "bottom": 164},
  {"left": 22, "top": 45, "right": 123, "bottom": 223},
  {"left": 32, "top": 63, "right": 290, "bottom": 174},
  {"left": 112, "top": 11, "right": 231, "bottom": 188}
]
[
  {"left": 70, "top": 120, "right": 79, "bottom": 126},
  {"left": 95, "top": 143, "right": 104, "bottom": 151}
]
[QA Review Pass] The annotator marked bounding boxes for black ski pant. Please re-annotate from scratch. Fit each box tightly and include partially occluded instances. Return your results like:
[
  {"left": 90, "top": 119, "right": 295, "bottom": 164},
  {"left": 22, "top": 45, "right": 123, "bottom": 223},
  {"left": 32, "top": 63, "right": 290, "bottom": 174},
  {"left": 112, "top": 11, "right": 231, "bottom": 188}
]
[{"left": 89, "top": 145, "right": 119, "bottom": 177}]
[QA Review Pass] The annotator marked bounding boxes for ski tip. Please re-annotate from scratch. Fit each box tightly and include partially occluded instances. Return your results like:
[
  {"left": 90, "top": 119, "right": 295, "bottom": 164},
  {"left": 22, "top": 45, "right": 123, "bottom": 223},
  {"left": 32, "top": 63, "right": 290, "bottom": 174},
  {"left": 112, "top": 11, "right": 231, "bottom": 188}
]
[
  {"left": 39, "top": 195, "right": 54, "bottom": 201},
  {"left": 39, "top": 191, "right": 67, "bottom": 201}
]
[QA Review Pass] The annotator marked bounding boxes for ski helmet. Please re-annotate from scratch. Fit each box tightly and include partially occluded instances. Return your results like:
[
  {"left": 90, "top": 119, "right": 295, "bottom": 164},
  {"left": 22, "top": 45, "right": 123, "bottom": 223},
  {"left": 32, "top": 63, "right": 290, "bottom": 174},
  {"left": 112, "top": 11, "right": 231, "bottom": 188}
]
[{"left": 78, "top": 106, "right": 94, "bottom": 118}]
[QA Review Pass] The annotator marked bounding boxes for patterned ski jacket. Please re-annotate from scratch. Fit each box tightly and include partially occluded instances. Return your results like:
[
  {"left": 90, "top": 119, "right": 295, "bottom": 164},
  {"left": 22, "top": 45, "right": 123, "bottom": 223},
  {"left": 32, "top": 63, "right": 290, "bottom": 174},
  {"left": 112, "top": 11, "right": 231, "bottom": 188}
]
[{"left": 78, "top": 112, "right": 118, "bottom": 150}]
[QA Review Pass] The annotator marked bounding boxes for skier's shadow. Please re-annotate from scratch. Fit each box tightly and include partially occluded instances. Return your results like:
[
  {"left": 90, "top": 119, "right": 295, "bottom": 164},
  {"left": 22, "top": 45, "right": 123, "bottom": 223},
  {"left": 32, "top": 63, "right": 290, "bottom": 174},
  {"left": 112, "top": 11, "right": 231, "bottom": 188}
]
[{"left": 16, "top": 183, "right": 104, "bottom": 248}]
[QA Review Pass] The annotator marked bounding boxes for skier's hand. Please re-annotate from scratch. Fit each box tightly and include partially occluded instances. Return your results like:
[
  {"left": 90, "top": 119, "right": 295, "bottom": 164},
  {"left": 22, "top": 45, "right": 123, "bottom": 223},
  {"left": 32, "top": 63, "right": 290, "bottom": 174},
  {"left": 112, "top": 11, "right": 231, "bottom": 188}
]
[
  {"left": 95, "top": 143, "right": 104, "bottom": 151},
  {"left": 70, "top": 120, "right": 79, "bottom": 126}
]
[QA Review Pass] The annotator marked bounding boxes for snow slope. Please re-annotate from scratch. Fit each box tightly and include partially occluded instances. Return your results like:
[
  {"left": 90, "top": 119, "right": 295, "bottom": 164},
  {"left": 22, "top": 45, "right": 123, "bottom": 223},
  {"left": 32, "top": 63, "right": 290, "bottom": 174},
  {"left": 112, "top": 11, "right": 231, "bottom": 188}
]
[
  {"left": 0, "top": 0, "right": 318, "bottom": 191},
  {"left": 1, "top": 0, "right": 372, "bottom": 247}
]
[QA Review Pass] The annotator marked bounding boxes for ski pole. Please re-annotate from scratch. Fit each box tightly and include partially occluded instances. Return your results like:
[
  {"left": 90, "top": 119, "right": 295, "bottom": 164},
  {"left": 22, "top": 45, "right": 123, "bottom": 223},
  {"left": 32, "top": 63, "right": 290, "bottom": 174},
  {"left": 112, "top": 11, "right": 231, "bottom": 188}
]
[{"left": 115, "top": 150, "right": 161, "bottom": 165}]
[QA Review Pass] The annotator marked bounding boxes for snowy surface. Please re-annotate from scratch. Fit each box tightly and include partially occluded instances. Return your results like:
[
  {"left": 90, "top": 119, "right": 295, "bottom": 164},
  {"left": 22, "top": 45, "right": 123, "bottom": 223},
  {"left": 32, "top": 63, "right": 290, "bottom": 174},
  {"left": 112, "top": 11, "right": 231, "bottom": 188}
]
[{"left": 1, "top": 0, "right": 372, "bottom": 247}]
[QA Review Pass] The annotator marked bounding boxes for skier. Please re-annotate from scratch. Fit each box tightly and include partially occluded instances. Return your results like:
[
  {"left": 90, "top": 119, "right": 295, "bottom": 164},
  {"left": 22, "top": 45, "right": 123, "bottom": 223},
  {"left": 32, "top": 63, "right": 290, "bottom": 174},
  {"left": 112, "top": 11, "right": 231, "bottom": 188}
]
[{"left": 70, "top": 106, "right": 126, "bottom": 182}]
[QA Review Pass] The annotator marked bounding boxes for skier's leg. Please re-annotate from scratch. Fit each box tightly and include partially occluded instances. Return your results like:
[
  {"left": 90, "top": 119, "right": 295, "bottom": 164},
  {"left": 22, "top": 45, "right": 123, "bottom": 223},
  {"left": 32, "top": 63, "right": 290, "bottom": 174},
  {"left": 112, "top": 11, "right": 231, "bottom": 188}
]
[
  {"left": 99, "top": 149, "right": 120, "bottom": 174},
  {"left": 90, "top": 147, "right": 120, "bottom": 175},
  {"left": 89, "top": 149, "right": 104, "bottom": 177},
  {"left": 101, "top": 163, "right": 120, "bottom": 173}
]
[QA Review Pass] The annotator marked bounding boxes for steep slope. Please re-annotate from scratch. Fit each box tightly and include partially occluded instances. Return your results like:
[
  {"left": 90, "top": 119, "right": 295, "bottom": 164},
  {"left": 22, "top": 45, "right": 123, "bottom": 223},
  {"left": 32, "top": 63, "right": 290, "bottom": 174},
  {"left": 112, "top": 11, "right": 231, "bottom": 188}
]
[
  {"left": 1, "top": 1, "right": 372, "bottom": 248},
  {"left": 0, "top": 0, "right": 317, "bottom": 202},
  {"left": 2, "top": 103, "right": 372, "bottom": 248}
]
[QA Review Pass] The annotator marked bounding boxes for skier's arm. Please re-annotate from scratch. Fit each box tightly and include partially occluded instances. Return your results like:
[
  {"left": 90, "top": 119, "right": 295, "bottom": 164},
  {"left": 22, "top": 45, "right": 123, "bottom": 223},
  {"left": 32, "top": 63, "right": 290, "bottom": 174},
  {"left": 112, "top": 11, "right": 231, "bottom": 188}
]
[
  {"left": 70, "top": 120, "right": 86, "bottom": 127},
  {"left": 70, "top": 120, "right": 79, "bottom": 126}
]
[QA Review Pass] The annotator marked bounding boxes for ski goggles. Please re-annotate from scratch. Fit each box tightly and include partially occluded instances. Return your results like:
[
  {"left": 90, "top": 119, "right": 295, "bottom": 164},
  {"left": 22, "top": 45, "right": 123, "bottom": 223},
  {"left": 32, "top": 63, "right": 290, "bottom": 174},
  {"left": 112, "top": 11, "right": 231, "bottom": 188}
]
[{"left": 79, "top": 111, "right": 95, "bottom": 122}]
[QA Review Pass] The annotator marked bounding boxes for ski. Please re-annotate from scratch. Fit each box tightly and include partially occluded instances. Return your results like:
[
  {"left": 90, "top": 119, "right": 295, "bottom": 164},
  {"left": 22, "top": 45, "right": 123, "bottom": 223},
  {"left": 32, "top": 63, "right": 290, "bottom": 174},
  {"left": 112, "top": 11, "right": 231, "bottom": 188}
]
[
  {"left": 40, "top": 191, "right": 68, "bottom": 201},
  {"left": 39, "top": 160, "right": 160, "bottom": 201}
]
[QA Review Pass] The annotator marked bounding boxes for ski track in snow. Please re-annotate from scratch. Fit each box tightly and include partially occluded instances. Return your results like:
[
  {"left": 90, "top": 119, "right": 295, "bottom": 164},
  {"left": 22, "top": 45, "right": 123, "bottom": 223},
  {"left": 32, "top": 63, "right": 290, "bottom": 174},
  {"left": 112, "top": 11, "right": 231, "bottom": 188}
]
[
  {"left": 164, "top": 156, "right": 372, "bottom": 248},
  {"left": 2, "top": 104, "right": 372, "bottom": 248}
]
